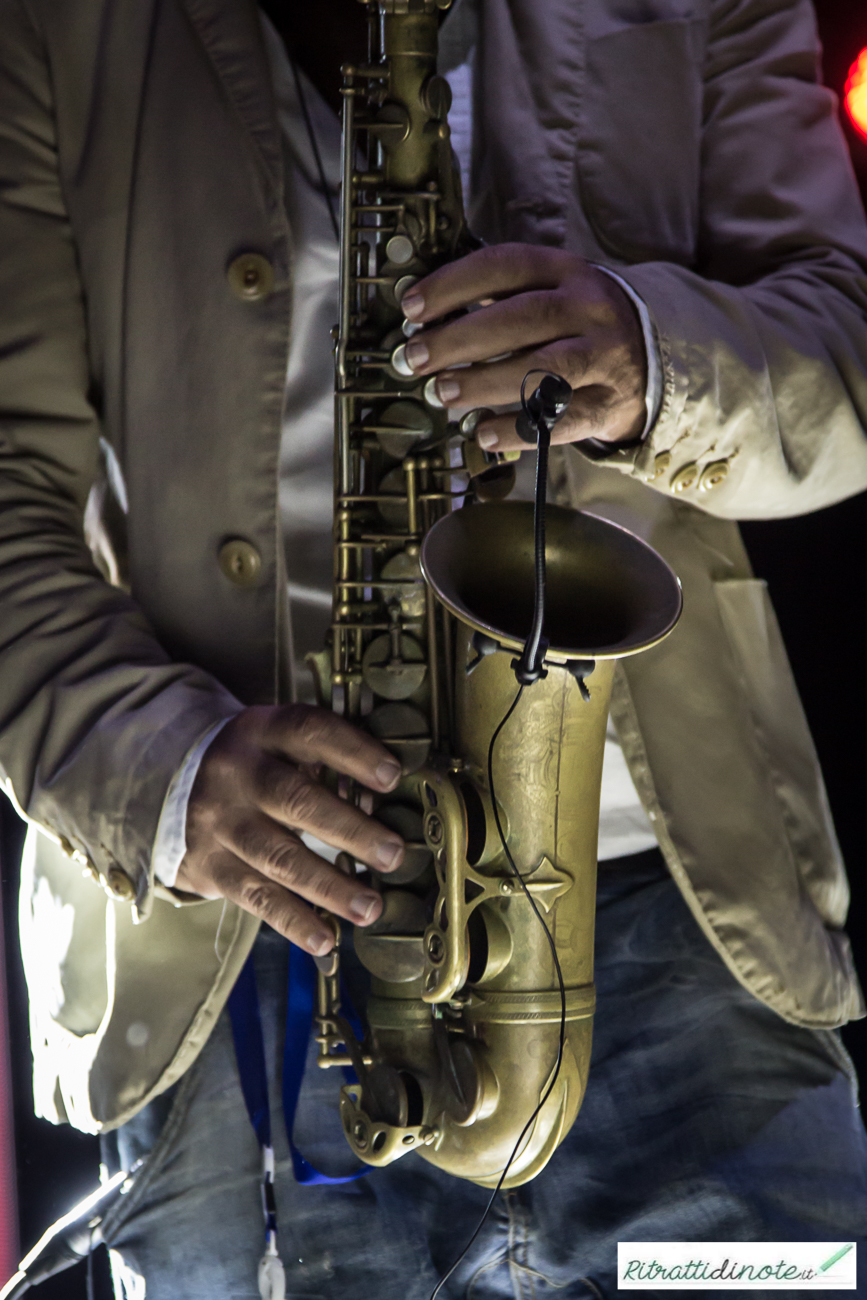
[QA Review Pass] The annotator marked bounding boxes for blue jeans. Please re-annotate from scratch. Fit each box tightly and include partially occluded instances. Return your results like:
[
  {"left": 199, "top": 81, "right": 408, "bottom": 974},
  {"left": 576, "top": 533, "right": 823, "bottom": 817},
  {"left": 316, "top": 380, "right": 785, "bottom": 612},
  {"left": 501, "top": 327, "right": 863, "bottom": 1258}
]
[{"left": 99, "top": 851, "right": 867, "bottom": 1299}]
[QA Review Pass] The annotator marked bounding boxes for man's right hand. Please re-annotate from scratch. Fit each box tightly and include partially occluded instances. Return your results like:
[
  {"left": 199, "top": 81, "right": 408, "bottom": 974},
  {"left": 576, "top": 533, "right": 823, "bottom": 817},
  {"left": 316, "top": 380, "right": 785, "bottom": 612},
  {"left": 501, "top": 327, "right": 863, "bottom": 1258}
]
[{"left": 176, "top": 705, "right": 405, "bottom": 955}]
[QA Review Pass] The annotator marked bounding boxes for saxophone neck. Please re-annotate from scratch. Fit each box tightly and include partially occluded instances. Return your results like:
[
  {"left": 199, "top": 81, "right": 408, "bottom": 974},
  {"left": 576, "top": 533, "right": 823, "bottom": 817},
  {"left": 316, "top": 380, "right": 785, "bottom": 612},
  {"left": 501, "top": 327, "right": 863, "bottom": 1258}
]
[{"left": 341, "top": 0, "right": 467, "bottom": 253}]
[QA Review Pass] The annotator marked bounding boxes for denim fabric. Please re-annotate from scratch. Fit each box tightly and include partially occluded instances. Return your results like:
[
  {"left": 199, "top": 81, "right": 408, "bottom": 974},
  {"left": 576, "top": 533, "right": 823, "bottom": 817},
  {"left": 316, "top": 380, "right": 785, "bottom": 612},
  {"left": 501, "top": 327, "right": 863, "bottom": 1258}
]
[{"left": 99, "top": 851, "right": 867, "bottom": 1299}]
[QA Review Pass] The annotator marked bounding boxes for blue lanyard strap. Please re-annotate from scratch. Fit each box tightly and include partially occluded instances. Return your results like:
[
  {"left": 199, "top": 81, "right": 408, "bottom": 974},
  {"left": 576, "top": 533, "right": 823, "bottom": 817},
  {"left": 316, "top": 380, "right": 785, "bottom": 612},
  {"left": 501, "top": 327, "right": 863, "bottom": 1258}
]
[
  {"left": 228, "top": 942, "right": 369, "bottom": 1191},
  {"left": 228, "top": 958, "right": 272, "bottom": 1150}
]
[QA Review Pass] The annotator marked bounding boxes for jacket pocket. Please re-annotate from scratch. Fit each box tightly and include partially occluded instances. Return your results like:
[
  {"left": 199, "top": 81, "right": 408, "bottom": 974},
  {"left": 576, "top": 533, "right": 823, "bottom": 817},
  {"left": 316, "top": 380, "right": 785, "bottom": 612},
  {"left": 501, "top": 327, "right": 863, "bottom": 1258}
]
[
  {"left": 713, "top": 578, "right": 848, "bottom": 926},
  {"left": 578, "top": 17, "right": 706, "bottom": 264}
]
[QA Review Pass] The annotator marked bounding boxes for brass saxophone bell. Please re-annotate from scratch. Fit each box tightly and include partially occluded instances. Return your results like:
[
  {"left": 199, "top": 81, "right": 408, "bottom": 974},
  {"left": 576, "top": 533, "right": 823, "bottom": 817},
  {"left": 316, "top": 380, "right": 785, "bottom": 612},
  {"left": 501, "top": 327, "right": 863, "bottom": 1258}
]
[{"left": 420, "top": 500, "right": 682, "bottom": 664}]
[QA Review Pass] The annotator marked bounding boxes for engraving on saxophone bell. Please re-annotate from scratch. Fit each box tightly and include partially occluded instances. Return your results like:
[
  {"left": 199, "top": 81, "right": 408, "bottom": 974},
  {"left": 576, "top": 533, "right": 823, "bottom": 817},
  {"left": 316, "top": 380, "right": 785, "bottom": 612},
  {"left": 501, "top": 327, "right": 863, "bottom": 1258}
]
[{"left": 315, "top": 0, "right": 683, "bottom": 1190}]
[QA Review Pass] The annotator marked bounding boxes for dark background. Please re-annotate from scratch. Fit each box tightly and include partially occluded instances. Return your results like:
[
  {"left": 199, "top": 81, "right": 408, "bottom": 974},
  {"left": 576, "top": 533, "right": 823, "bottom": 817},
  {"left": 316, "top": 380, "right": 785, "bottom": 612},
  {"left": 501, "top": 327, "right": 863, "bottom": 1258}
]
[{"left": 2, "top": 2, "right": 867, "bottom": 1295}]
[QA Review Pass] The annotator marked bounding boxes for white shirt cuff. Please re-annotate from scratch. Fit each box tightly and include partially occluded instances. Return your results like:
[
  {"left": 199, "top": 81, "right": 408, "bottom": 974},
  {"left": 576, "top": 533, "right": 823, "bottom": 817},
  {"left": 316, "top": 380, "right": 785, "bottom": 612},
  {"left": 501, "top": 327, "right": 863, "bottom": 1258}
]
[
  {"left": 593, "top": 264, "right": 663, "bottom": 438},
  {"left": 152, "top": 715, "right": 240, "bottom": 888}
]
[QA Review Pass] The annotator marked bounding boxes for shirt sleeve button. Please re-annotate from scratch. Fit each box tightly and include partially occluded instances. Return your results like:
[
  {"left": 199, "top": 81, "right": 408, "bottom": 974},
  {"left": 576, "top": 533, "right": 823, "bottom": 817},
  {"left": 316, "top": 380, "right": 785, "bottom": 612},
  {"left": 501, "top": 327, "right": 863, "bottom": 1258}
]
[
  {"left": 226, "top": 252, "right": 274, "bottom": 301},
  {"left": 647, "top": 451, "right": 671, "bottom": 480},
  {"left": 107, "top": 866, "right": 137, "bottom": 901},
  {"left": 219, "top": 538, "right": 263, "bottom": 587}
]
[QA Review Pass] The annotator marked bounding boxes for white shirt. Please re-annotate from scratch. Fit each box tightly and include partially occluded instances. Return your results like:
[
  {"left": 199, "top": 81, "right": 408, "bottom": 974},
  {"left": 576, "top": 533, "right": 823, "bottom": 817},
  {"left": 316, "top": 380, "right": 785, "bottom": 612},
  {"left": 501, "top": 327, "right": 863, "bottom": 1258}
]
[{"left": 152, "top": 20, "right": 658, "bottom": 887}]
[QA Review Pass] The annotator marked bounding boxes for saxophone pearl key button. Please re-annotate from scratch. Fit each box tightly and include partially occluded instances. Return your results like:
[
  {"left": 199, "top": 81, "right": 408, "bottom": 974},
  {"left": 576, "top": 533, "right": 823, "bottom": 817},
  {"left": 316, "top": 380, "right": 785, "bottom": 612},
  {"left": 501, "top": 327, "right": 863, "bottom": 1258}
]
[
  {"left": 386, "top": 234, "right": 415, "bottom": 264},
  {"left": 391, "top": 343, "right": 414, "bottom": 377},
  {"left": 424, "top": 377, "right": 444, "bottom": 408},
  {"left": 394, "top": 275, "right": 419, "bottom": 305}
]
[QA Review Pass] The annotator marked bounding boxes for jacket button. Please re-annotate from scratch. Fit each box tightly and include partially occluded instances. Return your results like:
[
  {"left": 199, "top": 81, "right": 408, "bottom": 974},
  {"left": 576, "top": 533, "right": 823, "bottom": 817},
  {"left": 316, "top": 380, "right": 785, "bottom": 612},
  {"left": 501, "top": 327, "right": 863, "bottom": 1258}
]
[
  {"left": 219, "top": 538, "right": 262, "bottom": 587},
  {"left": 698, "top": 459, "right": 729, "bottom": 491},
  {"left": 669, "top": 462, "right": 698, "bottom": 493},
  {"left": 648, "top": 451, "right": 671, "bottom": 480},
  {"left": 227, "top": 253, "right": 274, "bottom": 301},
  {"left": 107, "top": 866, "right": 136, "bottom": 901}
]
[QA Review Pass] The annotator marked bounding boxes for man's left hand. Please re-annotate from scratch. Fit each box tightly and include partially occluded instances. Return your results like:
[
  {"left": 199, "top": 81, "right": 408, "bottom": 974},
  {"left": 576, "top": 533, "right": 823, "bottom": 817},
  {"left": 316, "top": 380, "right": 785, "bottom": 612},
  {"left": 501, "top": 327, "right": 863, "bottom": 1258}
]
[{"left": 400, "top": 243, "right": 647, "bottom": 452}]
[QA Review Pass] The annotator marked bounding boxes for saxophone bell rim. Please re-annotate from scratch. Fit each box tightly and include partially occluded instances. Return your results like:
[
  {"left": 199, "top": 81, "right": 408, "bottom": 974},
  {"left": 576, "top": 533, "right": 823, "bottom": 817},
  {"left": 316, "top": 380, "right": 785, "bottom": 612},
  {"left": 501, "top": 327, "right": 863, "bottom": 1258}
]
[{"left": 419, "top": 500, "right": 683, "bottom": 664}]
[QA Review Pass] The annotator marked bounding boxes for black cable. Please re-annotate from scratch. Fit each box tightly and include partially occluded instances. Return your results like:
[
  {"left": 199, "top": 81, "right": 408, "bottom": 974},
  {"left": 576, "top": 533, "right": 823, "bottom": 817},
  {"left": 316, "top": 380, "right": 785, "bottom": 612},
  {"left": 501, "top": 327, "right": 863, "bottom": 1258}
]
[
  {"left": 287, "top": 54, "right": 340, "bottom": 242},
  {"left": 523, "top": 415, "right": 550, "bottom": 679},
  {"left": 429, "top": 683, "right": 568, "bottom": 1300},
  {"left": 514, "top": 370, "right": 572, "bottom": 685}
]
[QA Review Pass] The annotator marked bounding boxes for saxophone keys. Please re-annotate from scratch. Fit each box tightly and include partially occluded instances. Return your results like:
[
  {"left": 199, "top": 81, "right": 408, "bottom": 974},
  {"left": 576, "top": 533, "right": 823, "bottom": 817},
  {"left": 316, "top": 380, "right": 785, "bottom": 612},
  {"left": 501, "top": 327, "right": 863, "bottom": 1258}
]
[
  {"left": 354, "top": 891, "right": 428, "bottom": 984},
  {"left": 394, "top": 273, "right": 418, "bottom": 304},
  {"left": 423, "top": 376, "right": 445, "bottom": 408},
  {"left": 385, "top": 233, "right": 415, "bottom": 265},
  {"left": 372, "top": 398, "right": 432, "bottom": 457},
  {"left": 389, "top": 341, "right": 418, "bottom": 378},
  {"left": 362, "top": 632, "right": 427, "bottom": 700},
  {"left": 368, "top": 701, "right": 431, "bottom": 774},
  {"left": 380, "top": 547, "right": 426, "bottom": 619},
  {"left": 443, "top": 1041, "right": 499, "bottom": 1128},
  {"left": 375, "top": 803, "right": 434, "bottom": 885}
]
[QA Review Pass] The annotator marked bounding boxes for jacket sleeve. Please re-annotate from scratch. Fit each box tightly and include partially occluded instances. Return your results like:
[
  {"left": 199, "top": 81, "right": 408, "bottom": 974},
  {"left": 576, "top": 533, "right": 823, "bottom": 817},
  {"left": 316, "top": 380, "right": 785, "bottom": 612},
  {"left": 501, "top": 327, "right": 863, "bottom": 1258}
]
[
  {"left": 0, "top": 2, "right": 242, "bottom": 918},
  {"left": 597, "top": 0, "right": 867, "bottom": 520}
]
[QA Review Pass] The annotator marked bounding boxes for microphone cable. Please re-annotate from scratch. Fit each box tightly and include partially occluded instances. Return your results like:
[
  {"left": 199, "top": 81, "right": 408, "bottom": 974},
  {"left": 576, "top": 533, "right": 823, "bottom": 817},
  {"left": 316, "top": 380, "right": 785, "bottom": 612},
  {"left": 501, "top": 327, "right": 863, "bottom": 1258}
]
[
  {"left": 429, "top": 685, "right": 567, "bottom": 1300},
  {"left": 429, "top": 371, "right": 573, "bottom": 1300}
]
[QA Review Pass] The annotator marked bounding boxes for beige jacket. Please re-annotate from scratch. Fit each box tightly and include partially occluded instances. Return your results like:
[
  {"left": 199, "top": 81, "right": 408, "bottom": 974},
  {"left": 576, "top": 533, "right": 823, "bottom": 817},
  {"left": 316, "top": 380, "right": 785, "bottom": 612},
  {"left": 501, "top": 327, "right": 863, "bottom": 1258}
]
[{"left": 1, "top": 0, "right": 866, "bottom": 1134}]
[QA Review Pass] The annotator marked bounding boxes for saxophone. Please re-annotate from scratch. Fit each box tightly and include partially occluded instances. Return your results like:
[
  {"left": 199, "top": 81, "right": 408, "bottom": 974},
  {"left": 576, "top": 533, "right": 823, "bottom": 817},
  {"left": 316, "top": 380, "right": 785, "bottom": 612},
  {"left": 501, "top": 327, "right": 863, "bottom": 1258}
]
[{"left": 309, "top": 0, "right": 681, "bottom": 1188}]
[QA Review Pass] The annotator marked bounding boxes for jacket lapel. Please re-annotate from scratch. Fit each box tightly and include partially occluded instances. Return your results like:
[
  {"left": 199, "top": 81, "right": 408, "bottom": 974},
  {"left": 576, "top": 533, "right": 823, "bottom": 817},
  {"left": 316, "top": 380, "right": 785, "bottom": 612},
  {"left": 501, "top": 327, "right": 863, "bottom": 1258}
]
[{"left": 180, "top": 0, "right": 284, "bottom": 194}]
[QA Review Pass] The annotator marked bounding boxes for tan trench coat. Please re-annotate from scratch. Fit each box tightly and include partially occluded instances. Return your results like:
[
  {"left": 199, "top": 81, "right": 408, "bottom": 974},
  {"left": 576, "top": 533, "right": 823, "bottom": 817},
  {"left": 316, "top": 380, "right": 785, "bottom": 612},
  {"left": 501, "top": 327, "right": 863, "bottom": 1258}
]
[{"left": 1, "top": 0, "right": 867, "bottom": 1134}]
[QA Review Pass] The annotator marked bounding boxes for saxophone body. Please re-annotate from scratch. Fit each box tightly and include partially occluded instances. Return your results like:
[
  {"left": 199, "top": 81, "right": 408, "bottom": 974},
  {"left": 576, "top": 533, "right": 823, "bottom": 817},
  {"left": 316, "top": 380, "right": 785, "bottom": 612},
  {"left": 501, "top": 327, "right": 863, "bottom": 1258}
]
[{"left": 313, "top": 0, "right": 681, "bottom": 1188}]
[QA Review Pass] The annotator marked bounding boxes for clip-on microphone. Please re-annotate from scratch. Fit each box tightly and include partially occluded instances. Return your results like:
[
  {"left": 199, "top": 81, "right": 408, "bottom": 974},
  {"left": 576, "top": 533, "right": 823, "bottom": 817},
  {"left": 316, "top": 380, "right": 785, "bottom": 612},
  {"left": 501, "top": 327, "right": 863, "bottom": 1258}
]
[{"left": 511, "top": 372, "right": 573, "bottom": 686}]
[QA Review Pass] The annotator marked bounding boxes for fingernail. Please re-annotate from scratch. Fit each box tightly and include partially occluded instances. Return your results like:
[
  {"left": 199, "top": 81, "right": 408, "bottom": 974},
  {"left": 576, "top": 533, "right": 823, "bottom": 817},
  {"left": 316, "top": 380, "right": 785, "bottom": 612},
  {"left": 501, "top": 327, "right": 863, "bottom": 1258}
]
[
  {"left": 402, "top": 293, "right": 424, "bottom": 320},
  {"left": 376, "top": 839, "right": 404, "bottom": 871},
  {"left": 405, "top": 339, "right": 429, "bottom": 371},
  {"left": 477, "top": 430, "right": 498, "bottom": 450},
  {"left": 310, "top": 933, "right": 334, "bottom": 956},
  {"left": 376, "top": 760, "right": 402, "bottom": 789},
  {"left": 437, "top": 377, "right": 461, "bottom": 404},
  {"left": 350, "top": 893, "right": 382, "bottom": 924}
]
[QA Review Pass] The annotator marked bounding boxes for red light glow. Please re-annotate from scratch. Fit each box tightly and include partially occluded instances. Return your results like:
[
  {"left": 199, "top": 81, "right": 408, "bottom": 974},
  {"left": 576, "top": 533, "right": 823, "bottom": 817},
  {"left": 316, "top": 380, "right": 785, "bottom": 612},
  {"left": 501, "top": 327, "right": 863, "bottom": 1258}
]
[{"left": 845, "top": 49, "right": 867, "bottom": 142}]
